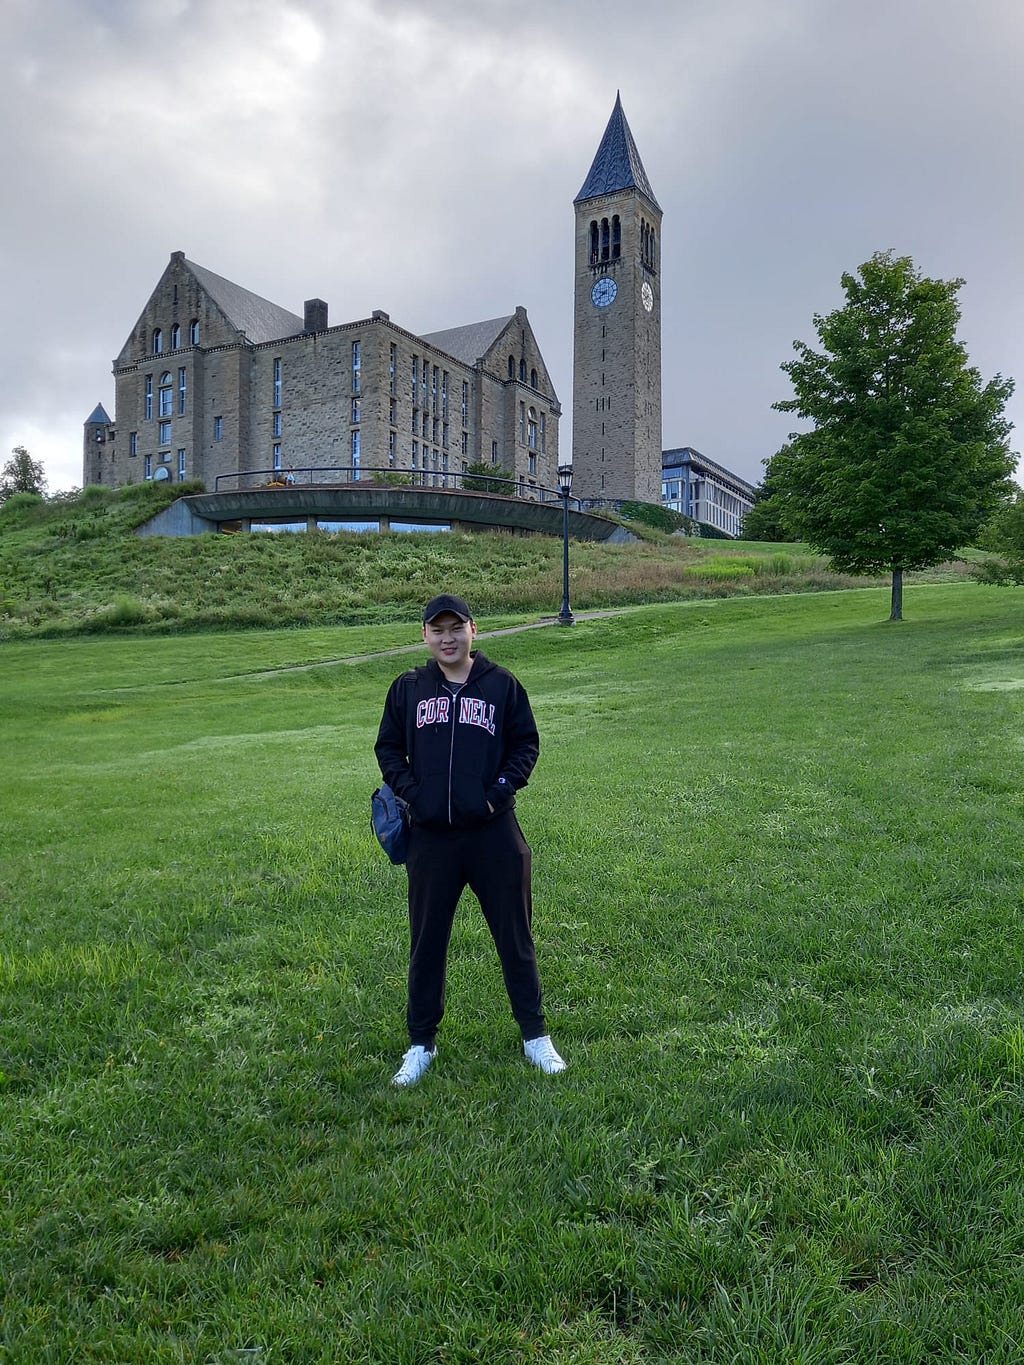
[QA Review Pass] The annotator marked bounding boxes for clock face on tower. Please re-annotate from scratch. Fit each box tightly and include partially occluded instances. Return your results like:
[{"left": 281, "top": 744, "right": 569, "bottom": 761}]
[
  {"left": 642, "top": 280, "right": 654, "bottom": 313},
  {"left": 591, "top": 278, "right": 617, "bottom": 308}
]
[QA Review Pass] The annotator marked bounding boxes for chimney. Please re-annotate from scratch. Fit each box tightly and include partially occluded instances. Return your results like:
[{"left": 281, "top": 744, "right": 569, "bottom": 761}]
[{"left": 304, "top": 298, "right": 328, "bottom": 332}]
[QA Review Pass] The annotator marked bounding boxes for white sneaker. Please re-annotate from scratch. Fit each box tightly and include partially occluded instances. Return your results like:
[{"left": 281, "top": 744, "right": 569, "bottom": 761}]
[
  {"left": 392, "top": 1044, "right": 436, "bottom": 1087},
  {"left": 523, "top": 1035, "right": 566, "bottom": 1074}
]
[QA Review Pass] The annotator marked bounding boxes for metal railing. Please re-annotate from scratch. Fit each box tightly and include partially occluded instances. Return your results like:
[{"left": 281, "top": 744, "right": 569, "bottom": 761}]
[{"left": 213, "top": 466, "right": 582, "bottom": 509}]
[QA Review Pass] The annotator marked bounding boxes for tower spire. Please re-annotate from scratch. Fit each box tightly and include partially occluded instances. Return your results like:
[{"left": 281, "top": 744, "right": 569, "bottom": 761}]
[{"left": 575, "top": 93, "right": 660, "bottom": 209}]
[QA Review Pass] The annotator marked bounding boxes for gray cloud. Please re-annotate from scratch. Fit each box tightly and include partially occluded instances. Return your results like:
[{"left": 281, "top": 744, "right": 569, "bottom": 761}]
[{"left": 1, "top": 0, "right": 1020, "bottom": 492}]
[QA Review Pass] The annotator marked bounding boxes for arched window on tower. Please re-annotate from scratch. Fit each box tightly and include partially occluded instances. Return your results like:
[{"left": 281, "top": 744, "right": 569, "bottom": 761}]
[
  {"left": 527, "top": 407, "right": 538, "bottom": 449},
  {"left": 171, "top": 324, "right": 181, "bottom": 349},
  {"left": 520, "top": 358, "right": 527, "bottom": 383},
  {"left": 650, "top": 229, "right": 657, "bottom": 273},
  {"left": 589, "top": 221, "right": 599, "bottom": 265},
  {"left": 612, "top": 216, "right": 621, "bottom": 259},
  {"left": 153, "top": 328, "right": 163, "bottom": 355},
  {"left": 601, "top": 218, "right": 610, "bottom": 262},
  {"left": 189, "top": 319, "right": 200, "bottom": 345},
  {"left": 640, "top": 220, "right": 648, "bottom": 266},
  {"left": 158, "top": 372, "right": 173, "bottom": 418},
  {"left": 530, "top": 368, "right": 537, "bottom": 389},
  {"left": 508, "top": 355, "right": 515, "bottom": 379}
]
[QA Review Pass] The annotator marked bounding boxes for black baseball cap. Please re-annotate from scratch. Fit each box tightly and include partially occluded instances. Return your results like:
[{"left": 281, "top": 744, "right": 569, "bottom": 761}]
[{"left": 423, "top": 594, "right": 473, "bottom": 624}]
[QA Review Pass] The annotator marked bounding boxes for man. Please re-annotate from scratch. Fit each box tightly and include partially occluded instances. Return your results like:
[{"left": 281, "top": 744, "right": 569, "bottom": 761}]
[{"left": 375, "top": 594, "right": 566, "bottom": 1086}]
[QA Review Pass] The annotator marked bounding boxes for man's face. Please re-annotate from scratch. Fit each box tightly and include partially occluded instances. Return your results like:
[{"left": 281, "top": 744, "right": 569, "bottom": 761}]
[{"left": 422, "top": 612, "right": 476, "bottom": 671}]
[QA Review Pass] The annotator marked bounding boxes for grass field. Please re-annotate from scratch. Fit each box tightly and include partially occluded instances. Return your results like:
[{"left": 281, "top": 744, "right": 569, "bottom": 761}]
[{"left": 2, "top": 584, "right": 1024, "bottom": 1362}]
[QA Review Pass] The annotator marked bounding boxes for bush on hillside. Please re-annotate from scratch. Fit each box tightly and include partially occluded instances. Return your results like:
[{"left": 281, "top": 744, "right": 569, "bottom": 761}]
[{"left": 617, "top": 500, "right": 693, "bottom": 534}]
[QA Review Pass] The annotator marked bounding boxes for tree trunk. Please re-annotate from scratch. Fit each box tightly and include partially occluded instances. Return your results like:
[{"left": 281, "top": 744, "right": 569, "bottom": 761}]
[{"left": 889, "top": 567, "right": 903, "bottom": 621}]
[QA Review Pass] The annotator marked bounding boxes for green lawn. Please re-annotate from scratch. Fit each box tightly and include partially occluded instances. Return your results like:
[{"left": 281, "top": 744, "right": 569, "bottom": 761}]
[{"left": 2, "top": 584, "right": 1024, "bottom": 1362}]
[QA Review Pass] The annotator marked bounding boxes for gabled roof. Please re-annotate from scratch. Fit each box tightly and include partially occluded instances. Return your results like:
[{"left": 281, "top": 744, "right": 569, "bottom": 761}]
[
  {"left": 575, "top": 92, "right": 660, "bottom": 210},
  {"left": 85, "top": 402, "right": 111, "bottom": 425},
  {"left": 420, "top": 315, "right": 514, "bottom": 366},
  {"left": 186, "top": 259, "right": 304, "bottom": 343}
]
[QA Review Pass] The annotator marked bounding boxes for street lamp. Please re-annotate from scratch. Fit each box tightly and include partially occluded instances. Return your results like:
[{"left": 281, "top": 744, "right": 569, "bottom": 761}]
[{"left": 557, "top": 462, "right": 574, "bottom": 626}]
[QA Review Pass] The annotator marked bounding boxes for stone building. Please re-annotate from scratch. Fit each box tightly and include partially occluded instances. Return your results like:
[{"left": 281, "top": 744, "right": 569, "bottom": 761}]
[
  {"left": 571, "top": 94, "right": 662, "bottom": 503},
  {"left": 83, "top": 252, "right": 560, "bottom": 495}
]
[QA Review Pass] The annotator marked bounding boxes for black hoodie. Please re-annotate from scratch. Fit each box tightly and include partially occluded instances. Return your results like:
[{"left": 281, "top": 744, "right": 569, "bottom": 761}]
[{"left": 375, "top": 651, "right": 540, "bottom": 831}]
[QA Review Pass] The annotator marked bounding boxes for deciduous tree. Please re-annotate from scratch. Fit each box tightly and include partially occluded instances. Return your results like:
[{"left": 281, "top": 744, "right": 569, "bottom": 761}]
[
  {"left": 0, "top": 446, "right": 48, "bottom": 502},
  {"left": 772, "top": 252, "right": 1015, "bottom": 619}
]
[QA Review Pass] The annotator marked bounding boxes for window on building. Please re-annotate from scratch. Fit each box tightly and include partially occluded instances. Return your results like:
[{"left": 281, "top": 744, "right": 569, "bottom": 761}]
[
  {"left": 153, "top": 329, "right": 163, "bottom": 354},
  {"left": 273, "top": 443, "right": 282, "bottom": 471},
  {"left": 129, "top": 432, "right": 138, "bottom": 456},
  {"left": 529, "top": 453, "right": 536, "bottom": 475},
  {"left": 177, "top": 449, "right": 186, "bottom": 481},
  {"left": 189, "top": 319, "right": 200, "bottom": 345},
  {"left": 158, "top": 420, "right": 171, "bottom": 445},
  {"left": 178, "top": 367, "right": 187, "bottom": 415},
  {"left": 352, "top": 341, "right": 361, "bottom": 394},
  {"left": 431, "top": 366, "right": 438, "bottom": 410},
  {"left": 145, "top": 375, "right": 153, "bottom": 421},
  {"left": 273, "top": 357, "right": 282, "bottom": 407},
  {"left": 412, "top": 440, "right": 419, "bottom": 468},
  {"left": 540, "top": 413, "right": 546, "bottom": 453},
  {"left": 389, "top": 343, "right": 397, "bottom": 396},
  {"left": 388, "top": 430, "right": 396, "bottom": 464},
  {"left": 612, "top": 215, "right": 621, "bottom": 259},
  {"left": 273, "top": 411, "right": 282, "bottom": 437},
  {"left": 519, "top": 402, "right": 526, "bottom": 444},
  {"left": 601, "top": 218, "right": 609, "bottom": 261},
  {"left": 389, "top": 397, "right": 397, "bottom": 426},
  {"left": 442, "top": 422, "right": 449, "bottom": 449},
  {"left": 412, "top": 356, "right": 418, "bottom": 405},
  {"left": 441, "top": 372, "right": 448, "bottom": 419},
  {"left": 159, "top": 372, "right": 173, "bottom": 417},
  {"left": 519, "top": 358, "right": 527, "bottom": 383},
  {"left": 461, "top": 380, "right": 469, "bottom": 426},
  {"left": 214, "top": 416, "right": 223, "bottom": 441},
  {"left": 461, "top": 431, "right": 468, "bottom": 456},
  {"left": 527, "top": 407, "right": 537, "bottom": 449},
  {"left": 491, "top": 440, "right": 498, "bottom": 464},
  {"left": 531, "top": 368, "right": 537, "bottom": 389},
  {"left": 351, "top": 428, "right": 361, "bottom": 477},
  {"left": 171, "top": 324, "right": 181, "bottom": 349},
  {"left": 352, "top": 397, "right": 361, "bottom": 425},
  {"left": 422, "top": 412, "right": 429, "bottom": 439},
  {"left": 508, "top": 355, "right": 515, "bottom": 379},
  {"left": 144, "top": 455, "right": 152, "bottom": 479},
  {"left": 590, "top": 220, "right": 599, "bottom": 265}
]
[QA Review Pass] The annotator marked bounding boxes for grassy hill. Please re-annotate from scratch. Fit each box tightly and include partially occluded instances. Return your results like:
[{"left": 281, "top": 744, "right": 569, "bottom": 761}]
[
  {"left": 4, "top": 586, "right": 1024, "bottom": 1359},
  {"left": 0, "top": 483, "right": 979, "bottom": 639}
]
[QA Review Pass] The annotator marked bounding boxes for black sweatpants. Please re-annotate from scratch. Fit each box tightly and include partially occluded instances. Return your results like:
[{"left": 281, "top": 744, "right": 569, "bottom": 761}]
[{"left": 405, "top": 810, "right": 546, "bottom": 1048}]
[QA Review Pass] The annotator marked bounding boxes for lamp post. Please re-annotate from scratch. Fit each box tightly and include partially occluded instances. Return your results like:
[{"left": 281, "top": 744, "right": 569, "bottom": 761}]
[{"left": 557, "top": 463, "right": 574, "bottom": 626}]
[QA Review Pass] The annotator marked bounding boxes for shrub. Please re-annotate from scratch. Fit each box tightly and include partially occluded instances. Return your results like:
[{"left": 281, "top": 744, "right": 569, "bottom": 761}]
[
  {"left": 617, "top": 500, "right": 693, "bottom": 534},
  {"left": 2, "top": 491, "right": 45, "bottom": 513},
  {"left": 463, "top": 462, "right": 516, "bottom": 494},
  {"left": 79, "top": 485, "right": 115, "bottom": 506}
]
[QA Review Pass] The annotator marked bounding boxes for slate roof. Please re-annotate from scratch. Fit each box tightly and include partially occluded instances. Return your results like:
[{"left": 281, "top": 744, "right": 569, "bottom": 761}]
[
  {"left": 420, "top": 315, "right": 514, "bottom": 366},
  {"left": 186, "top": 259, "right": 304, "bottom": 343},
  {"left": 575, "top": 92, "right": 660, "bottom": 209},
  {"left": 86, "top": 402, "right": 111, "bottom": 424}
]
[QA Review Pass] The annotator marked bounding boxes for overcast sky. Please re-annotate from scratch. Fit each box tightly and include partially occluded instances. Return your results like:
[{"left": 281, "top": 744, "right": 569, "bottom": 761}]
[{"left": 2, "top": 0, "right": 1021, "bottom": 493}]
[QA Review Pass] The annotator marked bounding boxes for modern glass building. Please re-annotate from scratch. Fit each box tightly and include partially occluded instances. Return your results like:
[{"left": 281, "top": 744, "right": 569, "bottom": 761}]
[{"left": 662, "top": 447, "right": 757, "bottom": 539}]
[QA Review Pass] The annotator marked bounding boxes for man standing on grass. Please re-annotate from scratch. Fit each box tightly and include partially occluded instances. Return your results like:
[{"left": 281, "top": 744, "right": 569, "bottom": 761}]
[{"left": 375, "top": 594, "right": 566, "bottom": 1087}]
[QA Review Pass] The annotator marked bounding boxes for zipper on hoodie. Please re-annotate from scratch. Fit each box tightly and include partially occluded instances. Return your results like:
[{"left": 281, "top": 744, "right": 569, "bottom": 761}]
[{"left": 443, "top": 679, "right": 464, "bottom": 826}]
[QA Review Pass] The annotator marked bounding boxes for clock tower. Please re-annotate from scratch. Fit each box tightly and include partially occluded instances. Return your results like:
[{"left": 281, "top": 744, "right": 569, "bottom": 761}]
[{"left": 571, "top": 94, "right": 662, "bottom": 502}]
